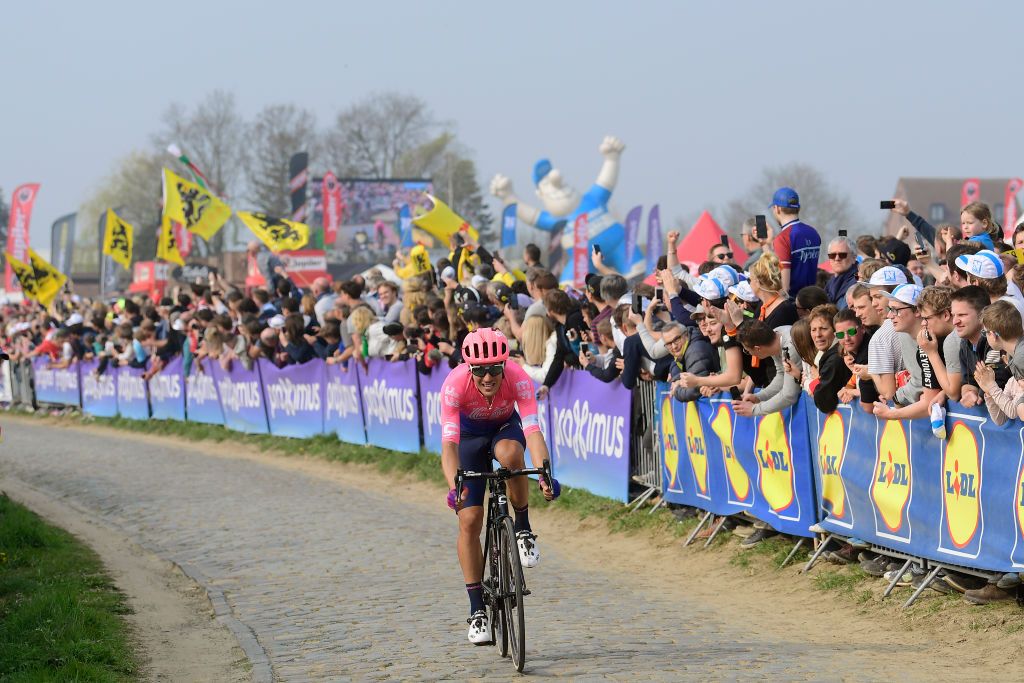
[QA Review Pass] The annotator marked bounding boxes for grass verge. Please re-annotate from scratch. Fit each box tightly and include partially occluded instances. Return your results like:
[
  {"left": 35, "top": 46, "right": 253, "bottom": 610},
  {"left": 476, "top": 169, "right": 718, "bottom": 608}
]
[{"left": 0, "top": 492, "right": 136, "bottom": 682}]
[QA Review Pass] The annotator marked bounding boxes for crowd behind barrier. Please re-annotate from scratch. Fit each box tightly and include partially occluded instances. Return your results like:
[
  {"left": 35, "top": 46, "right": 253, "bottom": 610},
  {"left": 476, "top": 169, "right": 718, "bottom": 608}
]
[{"left": 8, "top": 185, "right": 1024, "bottom": 605}]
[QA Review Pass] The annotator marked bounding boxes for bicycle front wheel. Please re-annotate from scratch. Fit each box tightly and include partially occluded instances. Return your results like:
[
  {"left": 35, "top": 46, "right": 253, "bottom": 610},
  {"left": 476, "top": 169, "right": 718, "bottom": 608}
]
[
  {"left": 484, "top": 519, "right": 507, "bottom": 656},
  {"left": 499, "top": 516, "right": 526, "bottom": 672}
]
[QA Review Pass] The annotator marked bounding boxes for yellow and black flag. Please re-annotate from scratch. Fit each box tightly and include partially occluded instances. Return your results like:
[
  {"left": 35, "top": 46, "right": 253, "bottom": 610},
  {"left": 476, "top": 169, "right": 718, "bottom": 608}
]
[
  {"left": 5, "top": 252, "right": 40, "bottom": 301},
  {"left": 237, "top": 211, "right": 309, "bottom": 253},
  {"left": 156, "top": 214, "right": 185, "bottom": 267},
  {"left": 163, "top": 168, "right": 232, "bottom": 240},
  {"left": 27, "top": 249, "right": 67, "bottom": 307},
  {"left": 102, "top": 208, "right": 133, "bottom": 269}
]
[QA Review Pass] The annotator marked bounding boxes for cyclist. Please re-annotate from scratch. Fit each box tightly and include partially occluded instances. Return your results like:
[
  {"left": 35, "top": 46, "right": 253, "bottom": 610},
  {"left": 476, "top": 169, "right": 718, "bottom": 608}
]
[{"left": 440, "top": 327, "right": 560, "bottom": 644}]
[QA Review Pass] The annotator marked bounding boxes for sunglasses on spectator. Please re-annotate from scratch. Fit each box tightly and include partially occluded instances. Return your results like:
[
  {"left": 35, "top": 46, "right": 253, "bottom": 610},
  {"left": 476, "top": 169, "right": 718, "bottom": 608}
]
[
  {"left": 834, "top": 327, "right": 859, "bottom": 339},
  {"left": 715, "top": 252, "right": 733, "bottom": 260},
  {"left": 470, "top": 363, "right": 505, "bottom": 377},
  {"left": 828, "top": 252, "right": 849, "bottom": 260}
]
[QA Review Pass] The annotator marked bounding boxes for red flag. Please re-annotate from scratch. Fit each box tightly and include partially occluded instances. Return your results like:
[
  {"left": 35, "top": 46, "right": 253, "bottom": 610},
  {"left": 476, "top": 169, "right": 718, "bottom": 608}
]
[
  {"left": 5, "top": 183, "right": 40, "bottom": 292},
  {"left": 173, "top": 221, "right": 192, "bottom": 259},
  {"left": 573, "top": 214, "right": 589, "bottom": 288},
  {"left": 1005, "top": 178, "right": 1024, "bottom": 234},
  {"left": 322, "top": 171, "right": 343, "bottom": 245},
  {"left": 962, "top": 178, "right": 980, "bottom": 207}
]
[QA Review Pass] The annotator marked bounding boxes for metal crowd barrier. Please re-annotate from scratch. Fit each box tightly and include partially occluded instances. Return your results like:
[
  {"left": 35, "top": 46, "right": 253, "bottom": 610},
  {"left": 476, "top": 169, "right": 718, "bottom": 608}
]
[{"left": 627, "top": 379, "right": 661, "bottom": 512}]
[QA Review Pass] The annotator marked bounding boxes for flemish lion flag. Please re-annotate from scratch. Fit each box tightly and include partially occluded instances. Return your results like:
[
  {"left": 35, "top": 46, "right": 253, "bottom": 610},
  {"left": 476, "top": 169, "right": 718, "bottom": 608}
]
[
  {"left": 411, "top": 193, "right": 479, "bottom": 244},
  {"left": 102, "top": 208, "right": 133, "bottom": 269},
  {"left": 162, "top": 168, "right": 232, "bottom": 240},
  {"left": 4, "top": 252, "right": 40, "bottom": 301},
  {"left": 27, "top": 248, "right": 66, "bottom": 307},
  {"left": 237, "top": 212, "right": 309, "bottom": 252},
  {"left": 156, "top": 214, "right": 185, "bottom": 266}
]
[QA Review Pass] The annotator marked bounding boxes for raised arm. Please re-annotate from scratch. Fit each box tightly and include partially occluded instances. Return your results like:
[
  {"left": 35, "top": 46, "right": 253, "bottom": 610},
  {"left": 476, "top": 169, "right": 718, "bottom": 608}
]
[
  {"left": 595, "top": 136, "right": 625, "bottom": 191},
  {"left": 490, "top": 174, "right": 541, "bottom": 226}
]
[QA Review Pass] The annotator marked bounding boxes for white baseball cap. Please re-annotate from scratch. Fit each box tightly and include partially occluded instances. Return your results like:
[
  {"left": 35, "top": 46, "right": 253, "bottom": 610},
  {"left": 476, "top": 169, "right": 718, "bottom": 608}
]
[
  {"left": 65, "top": 313, "right": 84, "bottom": 326},
  {"left": 956, "top": 250, "right": 1005, "bottom": 279},
  {"left": 267, "top": 314, "right": 286, "bottom": 329},
  {"left": 728, "top": 281, "right": 759, "bottom": 303},
  {"left": 882, "top": 283, "right": 923, "bottom": 307},
  {"left": 859, "top": 266, "right": 908, "bottom": 287},
  {"left": 694, "top": 277, "right": 728, "bottom": 301},
  {"left": 708, "top": 265, "right": 743, "bottom": 288}
]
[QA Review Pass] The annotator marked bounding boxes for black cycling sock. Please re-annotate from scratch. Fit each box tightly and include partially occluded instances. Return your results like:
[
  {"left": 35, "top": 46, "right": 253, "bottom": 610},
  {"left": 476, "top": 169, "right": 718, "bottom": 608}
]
[
  {"left": 513, "top": 504, "right": 531, "bottom": 533},
  {"left": 466, "top": 582, "right": 484, "bottom": 614}
]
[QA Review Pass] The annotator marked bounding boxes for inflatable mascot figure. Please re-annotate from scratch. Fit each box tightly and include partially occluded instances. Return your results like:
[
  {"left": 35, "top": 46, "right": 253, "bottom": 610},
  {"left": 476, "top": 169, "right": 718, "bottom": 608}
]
[{"left": 490, "top": 136, "right": 642, "bottom": 281}]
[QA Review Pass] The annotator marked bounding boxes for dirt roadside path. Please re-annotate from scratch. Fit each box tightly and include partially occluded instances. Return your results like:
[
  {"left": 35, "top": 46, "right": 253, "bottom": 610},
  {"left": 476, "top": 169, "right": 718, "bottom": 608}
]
[{"left": 0, "top": 476, "right": 252, "bottom": 683}]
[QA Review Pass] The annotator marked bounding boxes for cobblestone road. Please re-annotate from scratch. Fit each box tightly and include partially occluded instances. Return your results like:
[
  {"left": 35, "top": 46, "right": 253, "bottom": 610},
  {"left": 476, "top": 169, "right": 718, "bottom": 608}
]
[{"left": 0, "top": 420, "right": 914, "bottom": 681}]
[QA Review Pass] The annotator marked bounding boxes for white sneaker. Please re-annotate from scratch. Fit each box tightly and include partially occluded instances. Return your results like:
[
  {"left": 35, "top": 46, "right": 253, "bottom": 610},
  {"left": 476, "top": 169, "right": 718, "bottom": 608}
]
[
  {"left": 517, "top": 531, "right": 539, "bottom": 568},
  {"left": 467, "top": 610, "right": 490, "bottom": 644}
]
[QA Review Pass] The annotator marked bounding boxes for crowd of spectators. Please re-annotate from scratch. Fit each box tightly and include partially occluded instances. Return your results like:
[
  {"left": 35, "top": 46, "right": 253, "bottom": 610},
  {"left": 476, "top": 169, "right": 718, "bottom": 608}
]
[{"left": 5, "top": 185, "right": 1024, "bottom": 605}]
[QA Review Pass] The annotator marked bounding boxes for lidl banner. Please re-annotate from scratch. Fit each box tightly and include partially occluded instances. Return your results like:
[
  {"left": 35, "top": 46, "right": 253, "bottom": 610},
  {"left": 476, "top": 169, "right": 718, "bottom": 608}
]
[
  {"left": 116, "top": 365, "right": 150, "bottom": 420},
  {"left": 149, "top": 356, "right": 185, "bottom": 421},
  {"left": 359, "top": 358, "right": 420, "bottom": 453},
  {"left": 658, "top": 387, "right": 817, "bottom": 537},
  {"left": 419, "top": 365, "right": 451, "bottom": 455},
  {"left": 548, "top": 370, "right": 631, "bottom": 502},
  {"left": 186, "top": 360, "right": 224, "bottom": 425},
  {"left": 806, "top": 398, "right": 1023, "bottom": 573},
  {"left": 32, "top": 357, "right": 81, "bottom": 407},
  {"left": 211, "top": 360, "right": 269, "bottom": 434},
  {"left": 80, "top": 360, "right": 117, "bottom": 418},
  {"left": 324, "top": 362, "right": 366, "bottom": 445},
  {"left": 259, "top": 358, "right": 325, "bottom": 438}
]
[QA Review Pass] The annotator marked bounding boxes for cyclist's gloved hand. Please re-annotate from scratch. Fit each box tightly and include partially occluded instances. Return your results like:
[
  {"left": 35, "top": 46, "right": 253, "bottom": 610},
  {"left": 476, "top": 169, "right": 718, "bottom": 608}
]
[
  {"left": 539, "top": 476, "right": 561, "bottom": 501},
  {"left": 447, "top": 487, "right": 470, "bottom": 511}
]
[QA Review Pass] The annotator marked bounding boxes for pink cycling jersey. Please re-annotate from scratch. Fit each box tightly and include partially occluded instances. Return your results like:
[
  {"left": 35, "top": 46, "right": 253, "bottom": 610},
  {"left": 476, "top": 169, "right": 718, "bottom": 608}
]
[{"left": 440, "top": 362, "right": 541, "bottom": 444}]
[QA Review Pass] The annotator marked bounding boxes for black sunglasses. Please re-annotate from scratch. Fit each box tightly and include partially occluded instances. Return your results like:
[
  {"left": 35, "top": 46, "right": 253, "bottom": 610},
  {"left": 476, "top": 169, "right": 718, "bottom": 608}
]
[
  {"left": 470, "top": 363, "right": 505, "bottom": 377},
  {"left": 716, "top": 252, "right": 733, "bottom": 260}
]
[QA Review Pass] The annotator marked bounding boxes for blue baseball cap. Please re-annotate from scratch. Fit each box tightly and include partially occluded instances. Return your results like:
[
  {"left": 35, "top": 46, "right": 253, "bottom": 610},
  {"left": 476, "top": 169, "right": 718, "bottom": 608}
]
[
  {"left": 533, "top": 159, "right": 553, "bottom": 186},
  {"left": 770, "top": 187, "right": 800, "bottom": 210}
]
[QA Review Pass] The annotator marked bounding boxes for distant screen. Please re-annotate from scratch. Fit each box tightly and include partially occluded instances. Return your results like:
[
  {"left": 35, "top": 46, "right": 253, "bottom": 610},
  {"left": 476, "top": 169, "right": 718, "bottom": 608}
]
[{"left": 309, "top": 178, "right": 432, "bottom": 264}]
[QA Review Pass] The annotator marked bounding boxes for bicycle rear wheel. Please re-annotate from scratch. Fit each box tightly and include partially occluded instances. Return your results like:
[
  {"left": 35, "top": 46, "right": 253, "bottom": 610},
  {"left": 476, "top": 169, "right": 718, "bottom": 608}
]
[
  {"left": 499, "top": 516, "right": 526, "bottom": 672},
  {"left": 484, "top": 520, "right": 507, "bottom": 656}
]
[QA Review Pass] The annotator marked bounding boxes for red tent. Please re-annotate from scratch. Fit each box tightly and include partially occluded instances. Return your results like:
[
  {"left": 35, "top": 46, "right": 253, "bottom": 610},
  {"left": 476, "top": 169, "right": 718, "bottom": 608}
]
[{"left": 675, "top": 211, "right": 747, "bottom": 272}]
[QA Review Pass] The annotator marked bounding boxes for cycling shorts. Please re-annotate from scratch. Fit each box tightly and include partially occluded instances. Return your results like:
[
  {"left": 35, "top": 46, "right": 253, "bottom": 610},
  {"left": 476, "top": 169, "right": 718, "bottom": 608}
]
[{"left": 458, "top": 417, "right": 526, "bottom": 509}]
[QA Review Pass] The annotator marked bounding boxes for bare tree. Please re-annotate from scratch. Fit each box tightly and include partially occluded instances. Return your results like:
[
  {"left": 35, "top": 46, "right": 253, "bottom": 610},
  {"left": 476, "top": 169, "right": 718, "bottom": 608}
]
[
  {"left": 721, "top": 163, "right": 862, "bottom": 245},
  {"left": 324, "top": 92, "right": 437, "bottom": 178},
  {"left": 244, "top": 104, "right": 318, "bottom": 216},
  {"left": 77, "top": 150, "right": 165, "bottom": 272}
]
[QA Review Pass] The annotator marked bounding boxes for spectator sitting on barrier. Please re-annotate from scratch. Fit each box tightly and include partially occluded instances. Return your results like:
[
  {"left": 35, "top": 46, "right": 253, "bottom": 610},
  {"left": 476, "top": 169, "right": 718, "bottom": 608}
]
[
  {"left": 952, "top": 285, "right": 1010, "bottom": 408},
  {"left": 975, "top": 300, "right": 1024, "bottom": 426},
  {"left": 663, "top": 321, "right": 716, "bottom": 402},
  {"left": 733, "top": 319, "right": 801, "bottom": 417}
]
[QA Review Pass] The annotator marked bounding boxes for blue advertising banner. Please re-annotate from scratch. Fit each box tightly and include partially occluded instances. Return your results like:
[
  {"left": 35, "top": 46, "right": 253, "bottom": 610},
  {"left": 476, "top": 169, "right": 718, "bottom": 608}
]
[
  {"left": 149, "top": 355, "right": 185, "bottom": 421},
  {"left": 398, "top": 204, "right": 413, "bottom": 248},
  {"left": 807, "top": 397, "right": 1022, "bottom": 573},
  {"left": 116, "top": 365, "right": 150, "bottom": 420},
  {"left": 548, "top": 369, "right": 631, "bottom": 502},
  {"left": 418, "top": 365, "right": 451, "bottom": 455},
  {"left": 359, "top": 358, "right": 420, "bottom": 453},
  {"left": 185, "top": 359, "right": 224, "bottom": 425},
  {"left": 324, "top": 362, "right": 367, "bottom": 444},
  {"left": 79, "top": 359, "right": 117, "bottom": 417},
  {"left": 661, "top": 389, "right": 817, "bottom": 537},
  {"left": 645, "top": 204, "right": 662, "bottom": 275},
  {"left": 33, "top": 357, "right": 81, "bottom": 407},
  {"left": 501, "top": 203, "right": 517, "bottom": 248},
  {"left": 211, "top": 360, "right": 269, "bottom": 434},
  {"left": 259, "top": 358, "right": 325, "bottom": 438}
]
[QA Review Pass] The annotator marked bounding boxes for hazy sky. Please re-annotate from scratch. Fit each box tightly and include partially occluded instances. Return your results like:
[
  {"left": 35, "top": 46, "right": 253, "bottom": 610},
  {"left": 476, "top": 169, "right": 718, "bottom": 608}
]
[{"left": 2, "top": 1, "right": 1019, "bottom": 252}]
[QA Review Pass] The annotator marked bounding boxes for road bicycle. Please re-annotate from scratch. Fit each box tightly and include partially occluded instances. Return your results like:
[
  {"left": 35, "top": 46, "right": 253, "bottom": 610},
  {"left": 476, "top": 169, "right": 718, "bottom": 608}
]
[{"left": 455, "top": 459, "right": 551, "bottom": 673}]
